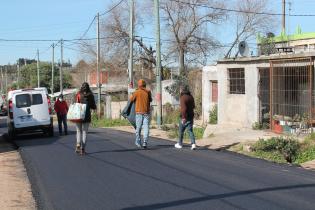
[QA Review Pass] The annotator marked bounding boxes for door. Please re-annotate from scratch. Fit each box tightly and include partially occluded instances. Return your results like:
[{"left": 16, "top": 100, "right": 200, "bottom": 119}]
[
  {"left": 211, "top": 81, "right": 218, "bottom": 103},
  {"left": 13, "top": 93, "right": 33, "bottom": 128},
  {"left": 30, "top": 92, "right": 50, "bottom": 123}
]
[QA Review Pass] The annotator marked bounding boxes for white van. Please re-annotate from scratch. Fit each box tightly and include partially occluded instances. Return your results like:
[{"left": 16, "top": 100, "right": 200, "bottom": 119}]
[{"left": 7, "top": 88, "right": 54, "bottom": 139}]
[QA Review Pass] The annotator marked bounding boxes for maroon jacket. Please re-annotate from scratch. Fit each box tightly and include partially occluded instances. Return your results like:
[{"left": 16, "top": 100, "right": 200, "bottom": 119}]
[
  {"left": 180, "top": 91, "right": 195, "bottom": 121},
  {"left": 54, "top": 100, "right": 68, "bottom": 116}
]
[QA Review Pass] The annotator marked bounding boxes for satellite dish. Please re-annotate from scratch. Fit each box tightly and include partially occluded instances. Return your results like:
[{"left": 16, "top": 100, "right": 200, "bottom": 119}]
[{"left": 239, "top": 41, "right": 249, "bottom": 57}]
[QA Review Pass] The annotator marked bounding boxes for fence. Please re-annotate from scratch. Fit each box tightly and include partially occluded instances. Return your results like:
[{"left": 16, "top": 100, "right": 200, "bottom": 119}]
[{"left": 270, "top": 57, "right": 314, "bottom": 130}]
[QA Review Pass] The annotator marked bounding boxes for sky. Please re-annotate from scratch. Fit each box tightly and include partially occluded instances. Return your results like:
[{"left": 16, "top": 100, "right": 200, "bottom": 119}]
[{"left": 0, "top": 0, "right": 315, "bottom": 65}]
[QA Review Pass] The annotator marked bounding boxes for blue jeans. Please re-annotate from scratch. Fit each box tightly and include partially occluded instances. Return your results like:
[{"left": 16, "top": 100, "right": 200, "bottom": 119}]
[
  {"left": 178, "top": 119, "right": 195, "bottom": 145},
  {"left": 136, "top": 114, "right": 150, "bottom": 145}
]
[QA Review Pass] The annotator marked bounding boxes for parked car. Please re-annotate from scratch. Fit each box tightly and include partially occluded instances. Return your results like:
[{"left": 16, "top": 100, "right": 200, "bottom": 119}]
[
  {"left": 0, "top": 95, "right": 7, "bottom": 116},
  {"left": 7, "top": 88, "right": 54, "bottom": 139}
]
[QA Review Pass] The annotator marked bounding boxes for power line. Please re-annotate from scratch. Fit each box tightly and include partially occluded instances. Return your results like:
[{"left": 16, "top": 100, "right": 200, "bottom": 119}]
[
  {"left": 169, "top": 0, "right": 315, "bottom": 17},
  {"left": 79, "top": 16, "right": 96, "bottom": 40},
  {"left": 99, "top": 0, "right": 126, "bottom": 16}
]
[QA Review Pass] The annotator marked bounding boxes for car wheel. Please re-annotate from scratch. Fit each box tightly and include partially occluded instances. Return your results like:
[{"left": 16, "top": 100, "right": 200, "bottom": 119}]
[
  {"left": 8, "top": 125, "right": 16, "bottom": 141},
  {"left": 48, "top": 126, "right": 54, "bottom": 137}
]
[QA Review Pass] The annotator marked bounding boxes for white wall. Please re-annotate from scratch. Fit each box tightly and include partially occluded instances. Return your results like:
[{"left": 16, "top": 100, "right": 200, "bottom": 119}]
[
  {"left": 151, "top": 80, "right": 179, "bottom": 106},
  {"left": 202, "top": 65, "right": 218, "bottom": 123}
]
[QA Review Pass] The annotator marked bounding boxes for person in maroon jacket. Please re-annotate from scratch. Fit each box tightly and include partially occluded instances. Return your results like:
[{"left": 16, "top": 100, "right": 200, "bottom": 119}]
[
  {"left": 175, "top": 86, "right": 197, "bottom": 150},
  {"left": 54, "top": 94, "right": 68, "bottom": 136}
]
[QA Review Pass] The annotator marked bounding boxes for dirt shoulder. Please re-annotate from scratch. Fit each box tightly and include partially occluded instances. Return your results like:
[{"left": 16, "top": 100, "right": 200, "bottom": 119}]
[{"left": 0, "top": 138, "right": 36, "bottom": 210}]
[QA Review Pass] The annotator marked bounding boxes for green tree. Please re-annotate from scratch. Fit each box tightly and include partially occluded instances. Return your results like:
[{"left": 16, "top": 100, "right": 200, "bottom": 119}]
[{"left": 20, "top": 62, "right": 72, "bottom": 93}]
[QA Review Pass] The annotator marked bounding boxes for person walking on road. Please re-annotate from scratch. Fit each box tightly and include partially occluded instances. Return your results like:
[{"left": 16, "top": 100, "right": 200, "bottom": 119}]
[
  {"left": 175, "top": 86, "right": 197, "bottom": 150},
  {"left": 130, "top": 79, "right": 152, "bottom": 149},
  {"left": 75, "top": 82, "right": 96, "bottom": 155},
  {"left": 54, "top": 94, "right": 68, "bottom": 136}
]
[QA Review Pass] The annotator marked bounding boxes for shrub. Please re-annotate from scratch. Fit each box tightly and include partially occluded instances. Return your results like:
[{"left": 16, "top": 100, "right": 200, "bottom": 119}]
[
  {"left": 252, "top": 122, "right": 270, "bottom": 130},
  {"left": 209, "top": 105, "right": 217, "bottom": 124},
  {"left": 253, "top": 138, "right": 279, "bottom": 151},
  {"left": 163, "top": 108, "right": 180, "bottom": 124},
  {"left": 253, "top": 137, "right": 300, "bottom": 163}
]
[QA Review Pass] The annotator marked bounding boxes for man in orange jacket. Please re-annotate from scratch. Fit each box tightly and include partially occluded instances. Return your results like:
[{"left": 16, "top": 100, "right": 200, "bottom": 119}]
[
  {"left": 54, "top": 94, "right": 69, "bottom": 136},
  {"left": 130, "top": 79, "right": 152, "bottom": 148}
]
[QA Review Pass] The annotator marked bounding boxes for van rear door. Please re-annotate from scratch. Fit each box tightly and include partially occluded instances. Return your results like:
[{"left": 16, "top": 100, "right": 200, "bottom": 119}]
[
  {"left": 13, "top": 93, "right": 33, "bottom": 128},
  {"left": 30, "top": 92, "right": 50, "bottom": 123}
]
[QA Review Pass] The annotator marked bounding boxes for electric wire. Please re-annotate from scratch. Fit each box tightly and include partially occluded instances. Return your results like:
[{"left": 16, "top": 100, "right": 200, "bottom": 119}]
[
  {"left": 99, "top": 0, "right": 126, "bottom": 16},
  {"left": 169, "top": 0, "right": 315, "bottom": 17}
]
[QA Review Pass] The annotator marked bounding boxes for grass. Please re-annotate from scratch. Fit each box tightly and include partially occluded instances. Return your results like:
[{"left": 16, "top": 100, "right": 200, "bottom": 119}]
[
  {"left": 92, "top": 117, "right": 130, "bottom": 128},
  {"left": 295, "top": 146, "right": 315, "bottom": 164}
]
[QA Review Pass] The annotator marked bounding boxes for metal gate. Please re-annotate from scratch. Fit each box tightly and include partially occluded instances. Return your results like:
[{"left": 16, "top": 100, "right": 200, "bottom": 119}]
[{"left": 270, "top": 57, "right": 314, "bottom": 129}]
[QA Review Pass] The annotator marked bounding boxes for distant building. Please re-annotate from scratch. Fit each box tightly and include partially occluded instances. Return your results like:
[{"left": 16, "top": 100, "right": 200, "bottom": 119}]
[{"left": 257, "top": 27, "right": 315, "bottom": 55}]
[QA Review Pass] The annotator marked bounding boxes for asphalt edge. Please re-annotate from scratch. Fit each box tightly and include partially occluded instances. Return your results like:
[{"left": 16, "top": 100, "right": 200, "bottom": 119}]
[{"left": 2, "top": 134, "right": 54, "bottom": 210}]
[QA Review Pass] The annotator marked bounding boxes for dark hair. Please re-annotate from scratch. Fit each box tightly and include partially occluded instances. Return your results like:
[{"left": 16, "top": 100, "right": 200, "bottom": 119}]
[
  {"left": 180, "top": 85, "right": 190, "bottom": 96},
  {"left": 80, "top": 82, "right": 92, "bottom": 94}
]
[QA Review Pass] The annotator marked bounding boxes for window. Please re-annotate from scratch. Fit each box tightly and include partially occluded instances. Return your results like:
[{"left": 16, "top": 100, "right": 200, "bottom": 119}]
[
  {"left": 32, "top": 94, "right": 43, "bottom": 105},
  {"left": 228, "top": 68, "right": 245, "bottom": 94},
  {"left": 16, "top": 94, "right": 31, "bottom": 108}
]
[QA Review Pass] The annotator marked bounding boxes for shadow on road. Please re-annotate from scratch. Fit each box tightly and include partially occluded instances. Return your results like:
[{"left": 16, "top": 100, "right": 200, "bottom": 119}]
[
  {"left": 4, "top": 132, "right": 60, "bottom": 148},
  {"left": 88, "top": 144, "right": 172, "bottom": 154},
  {"left": 121, "top": 183, "right": 315, "bottom": 210},
  {"left": 0, "top": 135, "right": 17, "bottom": 153}
]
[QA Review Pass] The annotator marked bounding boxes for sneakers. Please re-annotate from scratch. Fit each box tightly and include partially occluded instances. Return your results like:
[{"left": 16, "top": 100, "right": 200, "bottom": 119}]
[
  {"left": 135, "top": 142, "right": 142, "bottom": 148},
  {"left": 75, "top": 145, "right": 80, "bottom": 153},
  {"left": 143, "top": 142, "right": 148, "bottom": 149},
  {"left": 174, "top": 143, "right": 197, "bottom": 150},
  {"left": 80, "top": 148, "right": 86, "bottom": 156},
  {"left": 174, "top": 143, "right": 183, "bottom": 149}
]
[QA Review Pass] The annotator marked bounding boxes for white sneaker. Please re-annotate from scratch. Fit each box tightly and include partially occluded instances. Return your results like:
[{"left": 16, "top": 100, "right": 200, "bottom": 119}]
[
  {"left": 174, "top": 143, "right": 183, "bottom": 149},
  {"left": 191, "top": 144, "right": 197, "bottom": 150}
]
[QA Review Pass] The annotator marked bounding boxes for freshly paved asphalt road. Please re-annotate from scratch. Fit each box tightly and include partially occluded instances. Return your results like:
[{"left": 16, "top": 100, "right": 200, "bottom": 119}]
[{"left": 3, "top": 123, "right": 315, "bottom": 210}]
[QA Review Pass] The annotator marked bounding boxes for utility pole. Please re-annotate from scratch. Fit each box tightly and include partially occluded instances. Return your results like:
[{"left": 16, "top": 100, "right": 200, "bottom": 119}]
[
  {"left": 5, "top": 66, "right": 8, "bottom": 92},
  {"left": 128, "top": 0, "right": 134, "bottom": 93},
  {"left": 60, "top": 39, "right": 63, "bottom": 94},
  {"left": 96, "top": 13, "right": 101, "bottom": 118},
  {"left": 51, "top": 43, "right": 55, "bottom": 97},
  {"left": 155, "top": 0, "right": 162, "bottom": 127},
  {"left": 17, "top": 63, "right": 20, "bottom": 89},
  {"left": 0, "top": 66, "right": 3, "bottom": 94},
  {"left": 282, "top": 0, "right": 286, "bottom": 33},
  {"left": 37, "top": 49, "right": 40, "bottom": 87}
]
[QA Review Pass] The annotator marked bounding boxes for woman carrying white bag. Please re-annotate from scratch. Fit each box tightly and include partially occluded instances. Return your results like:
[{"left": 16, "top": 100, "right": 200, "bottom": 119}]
[{"left": 73, "top": 82, "right": 96, "bottom": 155}]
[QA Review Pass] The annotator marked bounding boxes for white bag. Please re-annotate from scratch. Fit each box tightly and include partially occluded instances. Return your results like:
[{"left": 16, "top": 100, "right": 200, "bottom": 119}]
[{"left": 67, "top": 103, "right": 87, "bottom": 122}]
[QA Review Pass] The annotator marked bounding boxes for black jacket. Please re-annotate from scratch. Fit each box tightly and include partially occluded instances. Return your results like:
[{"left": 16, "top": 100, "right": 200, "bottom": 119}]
[
  {"left": 77, "top": 92, "right": 96, "bottom": 123},
  {"left": 180, "top": 91, "right": 195, "bottom": 121}
]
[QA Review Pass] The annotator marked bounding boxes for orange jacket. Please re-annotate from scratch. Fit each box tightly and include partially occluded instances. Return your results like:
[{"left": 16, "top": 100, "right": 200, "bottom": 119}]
[{"left": 130, "top": 88, "right": 152, "bottom": 114}]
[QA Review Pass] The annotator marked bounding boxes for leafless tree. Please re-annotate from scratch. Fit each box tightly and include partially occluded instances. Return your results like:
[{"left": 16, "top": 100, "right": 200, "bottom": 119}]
[
  {"left": 100, "top": 1, "right": 156, "bottom": 75},
  {"left": 224, "top": 0, "right": 277, "bottom": 58},
  {"left": 160, "top": 0, "right": 226, "bottom": 74}
]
